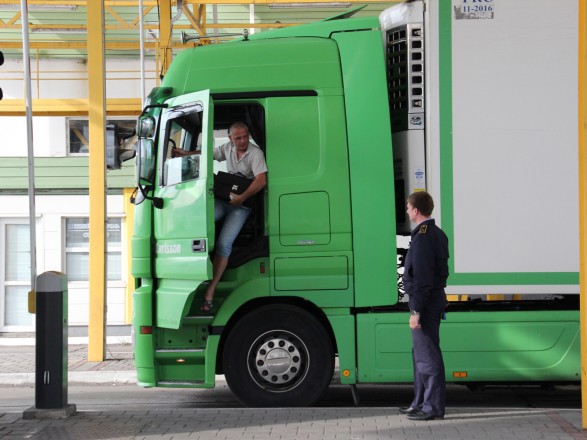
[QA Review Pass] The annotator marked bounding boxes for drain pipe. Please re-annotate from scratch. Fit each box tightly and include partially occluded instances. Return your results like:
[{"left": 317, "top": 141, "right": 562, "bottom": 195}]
[
  {"left": 20, "top": 0, "right": 37, "bottom": 294},
  {"left": 139, "top": 0, "right": 146, "bottom": 104}
]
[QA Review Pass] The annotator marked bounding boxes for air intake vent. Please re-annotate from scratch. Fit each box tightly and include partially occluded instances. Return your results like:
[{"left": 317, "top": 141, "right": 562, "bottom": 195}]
[{"left": 385, "top": 23, "right": 424, "bottom": 132}]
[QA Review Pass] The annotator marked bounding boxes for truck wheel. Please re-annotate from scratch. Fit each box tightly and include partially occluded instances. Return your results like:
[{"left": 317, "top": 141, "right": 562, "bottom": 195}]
[{"left": 223, "top": 304, "right": 334, "bottom": 407}]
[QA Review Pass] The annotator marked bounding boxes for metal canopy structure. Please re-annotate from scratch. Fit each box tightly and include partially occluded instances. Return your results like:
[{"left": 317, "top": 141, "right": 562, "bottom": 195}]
[
  {"left": 0, "top": 0, "right": 397, "bottom": 56},
  {"left": 0, "top": 0, "right": 398, "bottom": 117}
]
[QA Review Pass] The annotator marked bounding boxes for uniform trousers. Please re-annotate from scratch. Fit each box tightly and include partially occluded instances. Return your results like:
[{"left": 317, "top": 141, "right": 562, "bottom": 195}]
[{"left": 410, "top": 308, "right": 446, "bottom": 417}]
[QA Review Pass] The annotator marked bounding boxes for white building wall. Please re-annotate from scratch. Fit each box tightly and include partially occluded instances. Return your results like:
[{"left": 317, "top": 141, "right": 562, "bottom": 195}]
[
  {"left": 0, "top": 56, "right": 149, "bottom": 332},
  {"left": 2, "top": 57, "right": 157, "bottom": 100},
  {"left": 0, "top": 57, "right": 157, "bottom": 157},
  {"left": 1, "top": 116, "right": 68, "bottom": 157},
  {"left": 0, "top": 194, "right": 128, "bottom": 331}
]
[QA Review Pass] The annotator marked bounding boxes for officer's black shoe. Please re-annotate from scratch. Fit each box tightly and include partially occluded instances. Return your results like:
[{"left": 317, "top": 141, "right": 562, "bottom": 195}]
[
  {"left": 398, "top": 406, "right": 419, "bottom": 415},
  {"left": 406, "top": 410, "right": 444, "bottom": 421}
]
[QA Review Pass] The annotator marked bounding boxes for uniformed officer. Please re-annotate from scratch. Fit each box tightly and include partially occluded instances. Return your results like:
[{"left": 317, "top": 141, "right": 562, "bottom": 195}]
[{"left": 399, "top": 191, "right": 449, "bottom": 421}]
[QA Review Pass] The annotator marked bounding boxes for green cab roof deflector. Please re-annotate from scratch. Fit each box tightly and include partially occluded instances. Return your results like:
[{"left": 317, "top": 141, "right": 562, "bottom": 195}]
[
  {"left": 324, "top": 4, "right": 368, "bottom": 21},
  {"left": 239, "top": 5, "right": 378, "bottom": 42}
]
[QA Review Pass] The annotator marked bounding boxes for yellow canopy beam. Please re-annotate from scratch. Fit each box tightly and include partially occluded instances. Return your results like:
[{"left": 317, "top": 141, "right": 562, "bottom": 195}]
[
  {"left": 0, "top": 21, "right": 292, "bottom": 34},
  {"left": 0, "top": 0, "right": 392, "bottom": 5},
  {"left": 0, "top": 98, "right": 142, "bottom": 116},
  {"left": 105, "top": 4, "right": 132, "bottom": 28},
  {"left": 0, "top": 0, "right": 159, "bottom": 5},
  {"left": 0, "top": 41, "right": 161, "bottom": 50},
  {"left": 182, "top": 3, "right": 206, "bottom": 36},
  {"left": 0, "top": 22, "right": 293, "bottom": 52},
  {"left": 184, "top": 0, "right": 393, "bottom": 3},
  {"left": 159, "top": 0, "right": 173, "bottom": 76}
]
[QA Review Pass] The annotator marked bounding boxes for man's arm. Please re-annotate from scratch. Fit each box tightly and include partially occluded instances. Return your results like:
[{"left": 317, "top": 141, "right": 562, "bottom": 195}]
[
  {"left": 229, "top": 172, "right": 266, "bottom": 206},
  {"left": 213, "top": 144, "right": 226, "bottom": 162},
  {"left": 171, "top": 147, "right": 200, "bottom": 158},
  {"left": 407, "top": 236, "right": 436, "bottom": 311}
]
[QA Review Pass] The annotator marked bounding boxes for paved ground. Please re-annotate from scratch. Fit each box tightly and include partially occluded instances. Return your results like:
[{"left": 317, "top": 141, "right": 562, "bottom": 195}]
[
  {"left": 0, "top": 339, "right": 135, "bottom": 386},
  {"left": 0, "top": 339, "right": 585, "bottom": 439},
  {"left": 1, "top": 407, "right": 585, "bottom": 440}
]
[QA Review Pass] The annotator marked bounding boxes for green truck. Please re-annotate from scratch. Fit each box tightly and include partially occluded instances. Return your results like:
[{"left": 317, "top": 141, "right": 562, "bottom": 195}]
[{"left": 128, "top": 0, "right": 581, "bottom": 406}]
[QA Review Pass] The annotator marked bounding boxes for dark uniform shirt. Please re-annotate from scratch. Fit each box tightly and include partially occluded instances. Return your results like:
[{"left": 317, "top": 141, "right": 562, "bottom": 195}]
[{"left": 403, "top": 218, "right": 449, "bottom": 314}]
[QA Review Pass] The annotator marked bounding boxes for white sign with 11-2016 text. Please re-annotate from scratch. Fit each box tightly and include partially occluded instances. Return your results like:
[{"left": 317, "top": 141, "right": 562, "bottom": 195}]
[{"left": 454, "top": 0, "right": 494, "bottom": 20}]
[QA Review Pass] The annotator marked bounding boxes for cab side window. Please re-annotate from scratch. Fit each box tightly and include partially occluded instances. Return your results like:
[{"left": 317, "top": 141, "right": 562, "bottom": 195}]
[{"left": 162, "top": 111, "right": 203, "bottom": 186}]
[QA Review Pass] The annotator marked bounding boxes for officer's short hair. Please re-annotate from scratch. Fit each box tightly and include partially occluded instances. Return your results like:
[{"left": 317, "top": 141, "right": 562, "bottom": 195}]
[{"left": 407, "top": 191, "right": 434, "bottom": 217}]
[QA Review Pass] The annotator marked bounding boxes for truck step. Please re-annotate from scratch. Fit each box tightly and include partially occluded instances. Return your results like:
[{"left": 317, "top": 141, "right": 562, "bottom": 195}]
[
  {"left": 182, "top": 316, "right": 214, "bottom": 326},
  {"left": 155, "top": 349, "right": 213, "bottom": 387},
  {"left": 157, "top": 380, "right": 205, "bottom": 387},
  {"left": 155, "top": 348, "right": 205, "bottom": 360}
]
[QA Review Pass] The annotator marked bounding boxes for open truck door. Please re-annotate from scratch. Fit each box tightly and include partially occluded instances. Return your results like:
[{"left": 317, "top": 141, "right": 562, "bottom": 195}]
[{"left": 152, "top": 90, "right": 215, "bottom": 329}]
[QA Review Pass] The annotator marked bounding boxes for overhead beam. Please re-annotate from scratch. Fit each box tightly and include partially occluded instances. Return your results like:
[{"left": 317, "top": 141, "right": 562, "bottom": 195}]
[
  {"left": 0, "top": 41, "right": 159, "bottom": 50},
  {"left": 0, "top": 22, "right": 293, "bottom": 33},
  {"left": 182, "top": 3, "right": 206, "bottom": 36},
  {"left": 0, "top": 98, "right": 142, "bottom": 116},
  {"left": 0, "top": 0, "right": 392, "bottom": 5},
  {"left": 0, "top": 21, "right": 294, "bottom": 51},
  {"left": 198, "top": 4, "right": 207, "bottom": 31},
  {"left": 0, "top": 1, "right": 159, "bottom": 5},
  {"left": 185, "top": 0, "right": 393, "bottom": 3},
  {"left": 0, "top": 29, "right": 290, "bottom": 50},
  {"left": 158, "top": 0, "right": 173, "bottom": 76}
]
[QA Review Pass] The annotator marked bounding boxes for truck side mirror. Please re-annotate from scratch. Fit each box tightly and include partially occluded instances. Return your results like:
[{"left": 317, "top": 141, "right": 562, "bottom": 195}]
[
  {"left": 138, "top": 116, "right": 156, "bottom": 138},
  {"left": 120, "top": 149, "right": 136, "bottom": 162},
  {"left": 106, "top": 127, "right": 137, "bottom": 171}
]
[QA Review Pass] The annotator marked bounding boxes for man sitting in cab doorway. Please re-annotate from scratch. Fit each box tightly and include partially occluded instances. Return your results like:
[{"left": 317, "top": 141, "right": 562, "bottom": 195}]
[{"left": 201, "top": 122, "right": 267, "bottom": 312}]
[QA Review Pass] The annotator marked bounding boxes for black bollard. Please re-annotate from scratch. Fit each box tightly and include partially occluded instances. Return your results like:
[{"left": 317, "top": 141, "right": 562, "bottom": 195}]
[{"left": 23, "top": 271, "right": 76, "bottom": 419}]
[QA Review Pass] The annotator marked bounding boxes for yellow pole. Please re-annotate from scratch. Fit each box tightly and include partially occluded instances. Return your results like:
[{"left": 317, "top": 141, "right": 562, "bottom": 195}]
[
  {"left": 158, "top": 0, "right": 173, "bottom": 77},
  {"left": 579, "top": 0, "right": 587, "bottom": 429},
  {"left": 87, "top": 0, "right": 107, "bottom": 362},
  {"left": 123, "top": 187, "right": 135, "bottom": 324}
]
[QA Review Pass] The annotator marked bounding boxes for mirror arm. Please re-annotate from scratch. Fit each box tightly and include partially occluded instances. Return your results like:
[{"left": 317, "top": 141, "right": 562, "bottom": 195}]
[{"left": 140, "top": 103, "right": 168, "bottom": 118}]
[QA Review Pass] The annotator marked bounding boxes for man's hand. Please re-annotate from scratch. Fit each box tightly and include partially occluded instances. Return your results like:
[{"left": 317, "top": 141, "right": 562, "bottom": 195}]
[
  {"left": 229, "top": 193, "right": 246, "bottom": 206},
  {"left": 171, "top": 147, "right": 199, "bottom": 158},
  {"left": 229, "top": 172, "right": 267, "bottom": 206},
  {"left": 409, "top": 314, "right": 421, "bottom": 330},
  {"left": 171, "top": 147, "right": 188, "bottom": 158}
]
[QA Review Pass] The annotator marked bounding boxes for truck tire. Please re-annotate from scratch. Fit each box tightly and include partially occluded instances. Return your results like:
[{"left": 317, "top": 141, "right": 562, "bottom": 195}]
[{"left": 222, "top": 304, "right": 334, "bottom": 407}]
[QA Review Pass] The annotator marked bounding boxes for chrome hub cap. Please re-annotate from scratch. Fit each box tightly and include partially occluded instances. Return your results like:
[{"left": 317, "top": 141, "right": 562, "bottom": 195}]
[{"left": 249, "top": 331, "right": 308, "bottom": 391}]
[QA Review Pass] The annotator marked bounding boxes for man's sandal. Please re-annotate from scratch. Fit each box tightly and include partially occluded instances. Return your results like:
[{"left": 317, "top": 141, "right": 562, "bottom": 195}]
[{"left": 200, "top": 300, "right": 214, "bottom": 313}]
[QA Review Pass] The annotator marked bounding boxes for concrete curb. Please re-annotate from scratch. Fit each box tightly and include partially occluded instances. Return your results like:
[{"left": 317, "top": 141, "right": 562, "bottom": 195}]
[
  {"left": 0, "top": 336, "right": 132, "bottom": 346},
  {"left": 0, "top": 371, "right": 136, "bottom": 386},
  {"left": 0, "top": 372, "right": 228, "bottom": 386},
  {"left": 69, "top": 370, "right": 137, "bottom": 384},
  {"left": 0, "top": 373, "right": 36, "bottom": 386}
]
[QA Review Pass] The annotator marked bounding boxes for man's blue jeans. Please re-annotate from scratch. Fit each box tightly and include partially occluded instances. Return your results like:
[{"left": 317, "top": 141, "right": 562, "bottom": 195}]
[{"left": 214, "top": 199, "right": 251, "bottom": 257}]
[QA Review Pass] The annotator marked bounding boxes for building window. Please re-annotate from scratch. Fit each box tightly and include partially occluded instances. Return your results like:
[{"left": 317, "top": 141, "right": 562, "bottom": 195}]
[
  {"left": 65, "top": 217, "right": 122, "bottom": 281},
  {"left": 3, "top": 223, "right": 32, "bottom": 328},
  {"left": 67, "top": 118, "right": 137, "bottom": 155}
]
